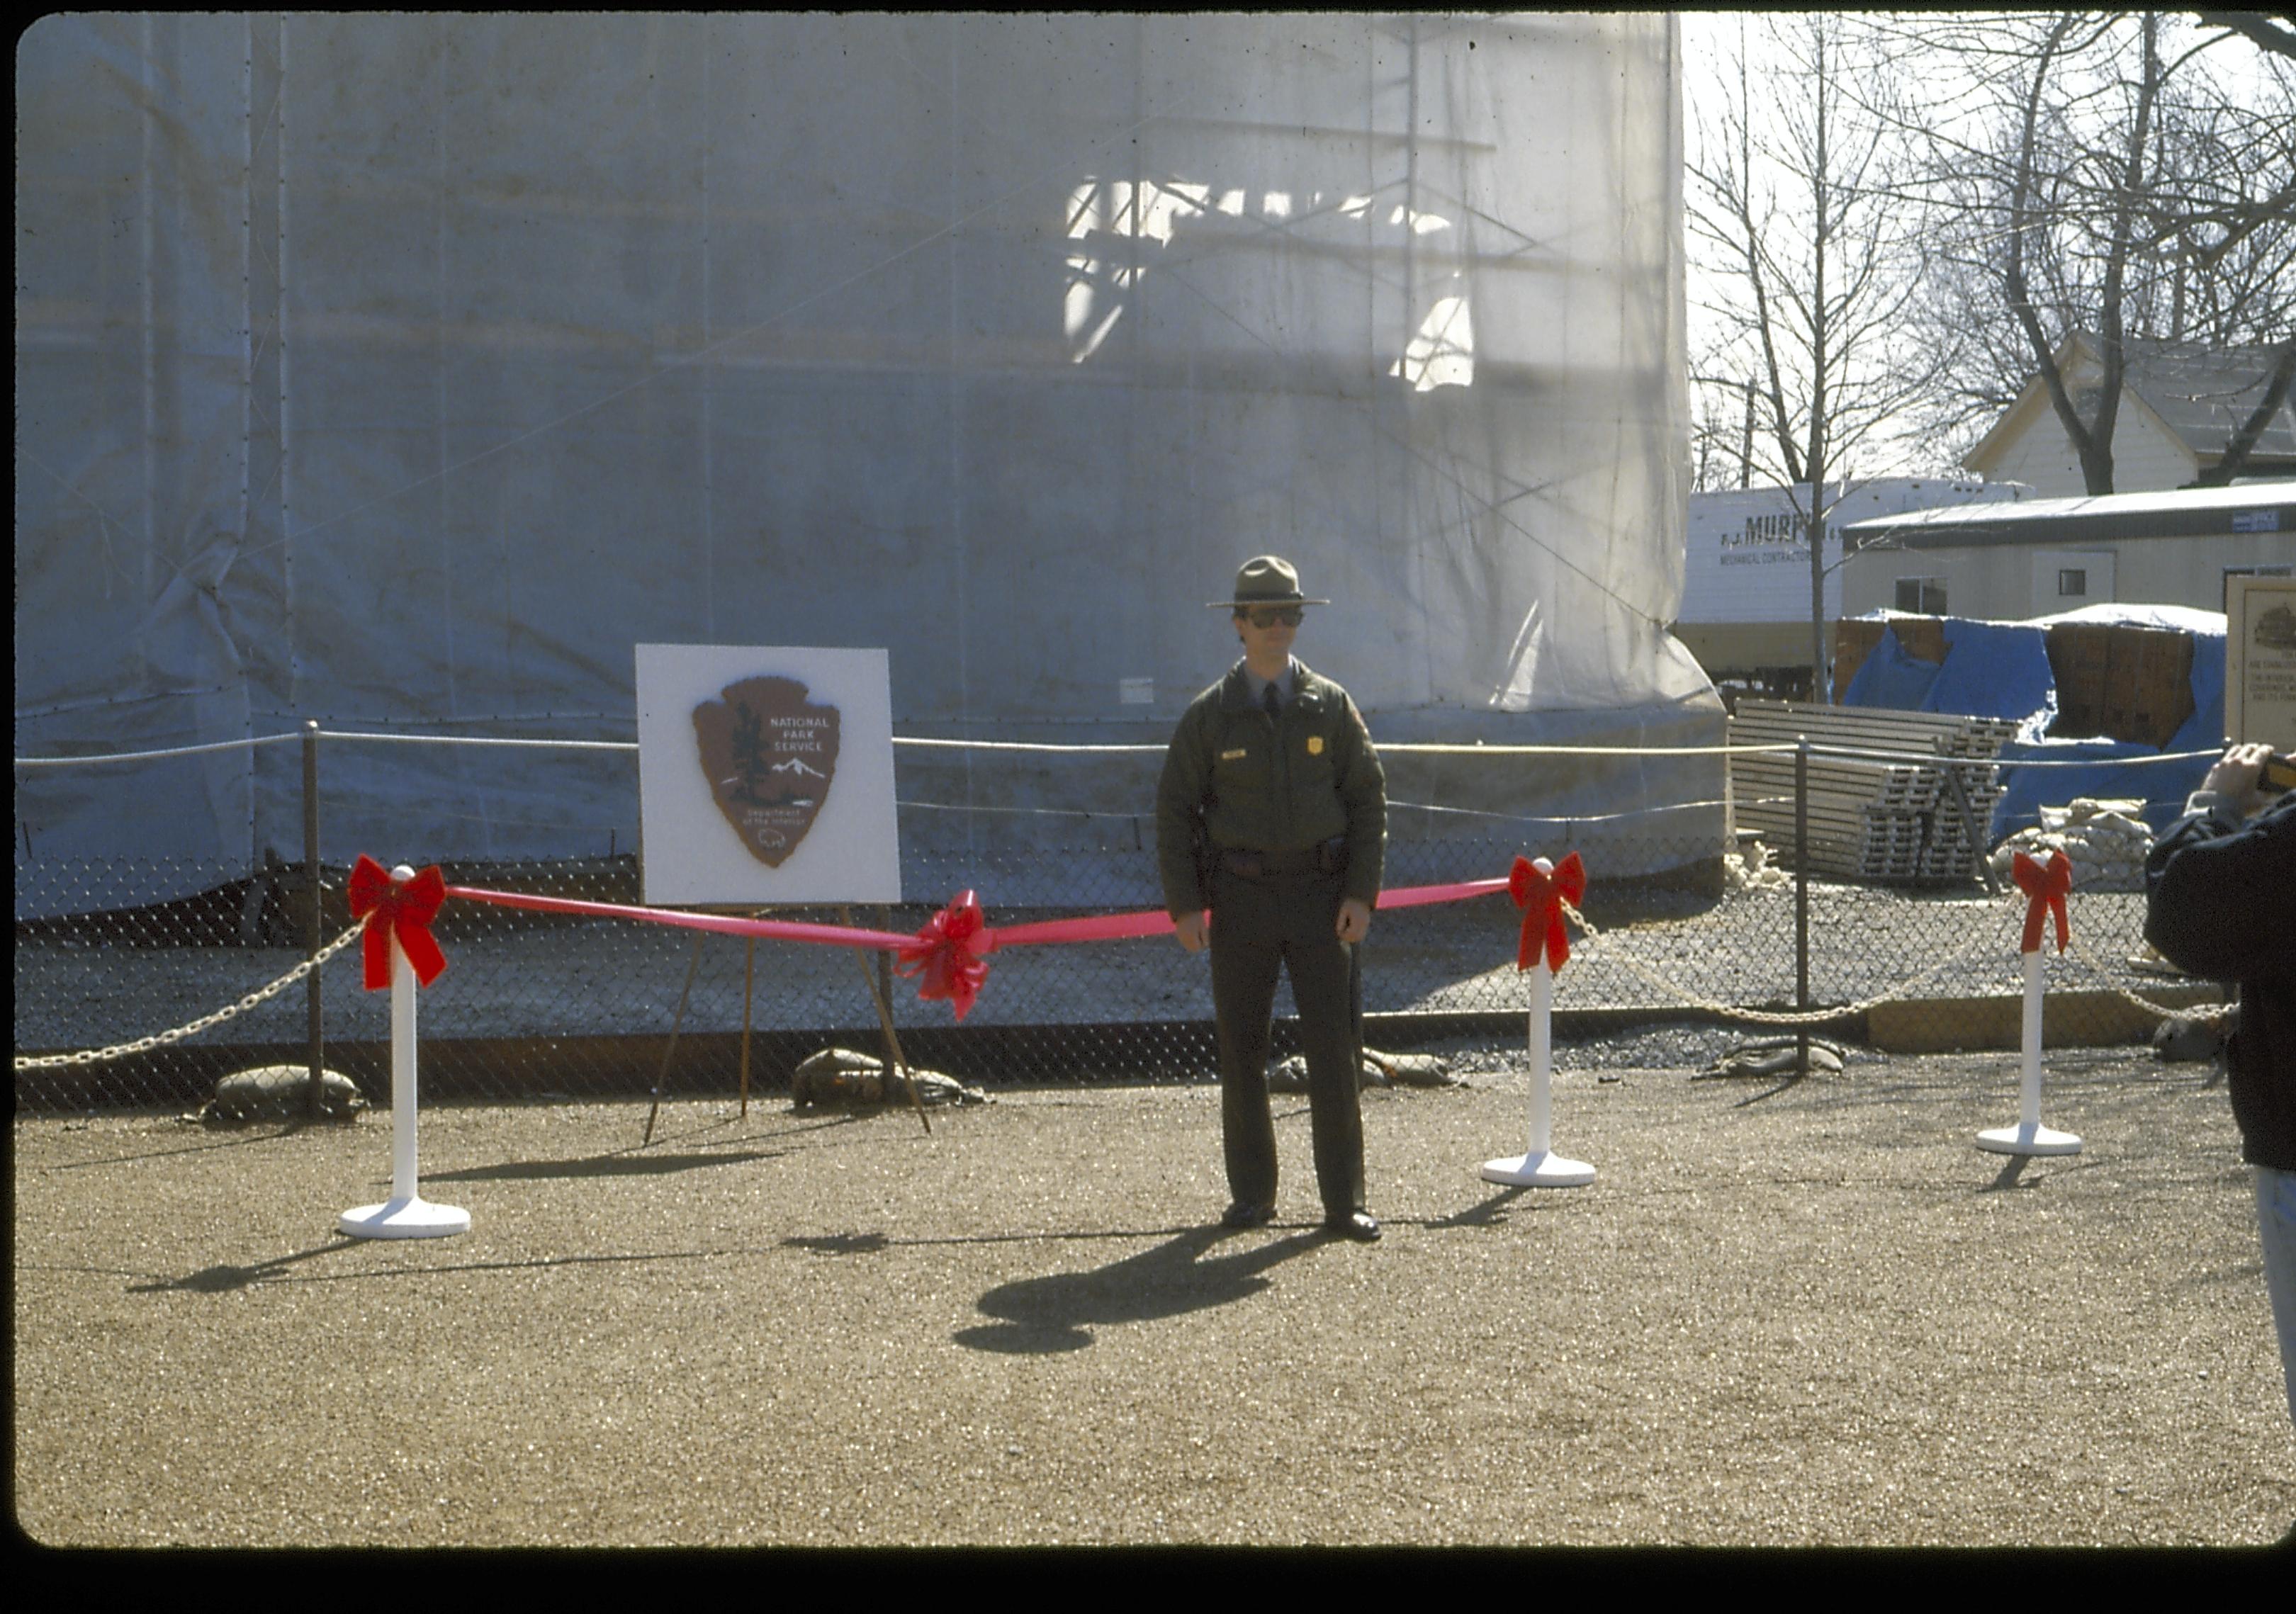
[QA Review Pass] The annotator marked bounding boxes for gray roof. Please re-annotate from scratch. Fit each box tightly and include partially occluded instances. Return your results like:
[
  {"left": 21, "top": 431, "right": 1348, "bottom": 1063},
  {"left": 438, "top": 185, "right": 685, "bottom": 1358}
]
[
  {"left": 1840, "top": 480, "right": 2295, "bottom": 549},
  {"left": 2115, "top": 339, "right": 2296, "bottom": 462}
]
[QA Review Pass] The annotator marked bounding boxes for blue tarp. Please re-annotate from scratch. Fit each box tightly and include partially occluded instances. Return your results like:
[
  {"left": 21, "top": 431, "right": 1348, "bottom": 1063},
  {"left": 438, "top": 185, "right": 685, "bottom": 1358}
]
[
  {"left": 1838, "top": 626, "right": 1940, "bottom": 709},
  {"left": 1838, "top": 611, "right": 2224, "bottom": 842},
  {"left": 1919, "top": 619, "right": 2059, "bottom": 736}
]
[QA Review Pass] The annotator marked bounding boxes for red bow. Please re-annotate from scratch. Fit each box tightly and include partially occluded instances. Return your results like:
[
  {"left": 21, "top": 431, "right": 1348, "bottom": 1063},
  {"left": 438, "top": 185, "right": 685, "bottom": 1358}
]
[
  {"left": 347, "top": 854, "right": 450, "bottom": 991},
  {"left": 896, "top": 891, "right": 994, "bottom": 1021},
  {"left": 2011, "top": 849, "right": 2072, "bottom": 954},
  {"left": 1509, "top": 852, "right": 1586, "bottom": 972}
]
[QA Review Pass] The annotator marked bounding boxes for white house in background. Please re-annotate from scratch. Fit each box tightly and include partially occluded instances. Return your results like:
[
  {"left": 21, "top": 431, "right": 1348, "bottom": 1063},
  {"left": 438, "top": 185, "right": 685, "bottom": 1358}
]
[
  {"left": 1673, "top": 477, "right": 2026, "bottom": 688},
  {"left": 1962, "top": 334, "right": 2296, "bottom": 497},
  {"left": 1838, "top": 482, "right": 2295, "bottom": 623}
]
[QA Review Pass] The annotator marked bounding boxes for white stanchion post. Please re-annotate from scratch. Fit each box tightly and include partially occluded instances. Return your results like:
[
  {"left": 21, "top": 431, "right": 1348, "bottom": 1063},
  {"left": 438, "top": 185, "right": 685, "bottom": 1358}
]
[
  {"left": 1482, "top": 858, "right": 1595, "bottom": 1188},
  {"left": 340, "top": 865, "right": 470, "bottom": 1238},
  {"left": 1976, "top": 947, "right": 2081, "bottom": 1158}
]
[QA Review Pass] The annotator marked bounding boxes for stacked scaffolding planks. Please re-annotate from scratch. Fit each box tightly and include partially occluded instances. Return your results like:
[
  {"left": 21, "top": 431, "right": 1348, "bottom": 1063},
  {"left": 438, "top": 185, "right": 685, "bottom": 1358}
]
[{"left": 1727, "top": 701, "right": 2019, "bottom": 884}]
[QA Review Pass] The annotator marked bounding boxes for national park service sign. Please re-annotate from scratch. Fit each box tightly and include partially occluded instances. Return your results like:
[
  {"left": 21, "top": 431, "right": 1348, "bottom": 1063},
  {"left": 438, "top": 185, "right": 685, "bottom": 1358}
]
[
  {"left": 692, "top": 677, "right": 840, "bottom": 867},
  {"left": 635, "top": 645, "right": 900, "bottom": 906}
]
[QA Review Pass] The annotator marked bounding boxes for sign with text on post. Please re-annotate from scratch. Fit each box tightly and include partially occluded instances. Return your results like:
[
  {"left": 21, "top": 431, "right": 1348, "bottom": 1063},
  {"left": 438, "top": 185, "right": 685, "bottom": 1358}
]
[
  {"left": 2224, "top": 575, "right": 2296, "bottom": 752},
  {"left": 636, "top": 645, "right": 901, "bottom": 907}
]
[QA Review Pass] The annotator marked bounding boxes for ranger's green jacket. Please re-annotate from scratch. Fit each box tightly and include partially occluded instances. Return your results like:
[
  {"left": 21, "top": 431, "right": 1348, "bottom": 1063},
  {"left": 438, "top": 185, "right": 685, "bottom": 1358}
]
[{"left": 1156, "top": 658, "right": 1386, "bottom": 918}]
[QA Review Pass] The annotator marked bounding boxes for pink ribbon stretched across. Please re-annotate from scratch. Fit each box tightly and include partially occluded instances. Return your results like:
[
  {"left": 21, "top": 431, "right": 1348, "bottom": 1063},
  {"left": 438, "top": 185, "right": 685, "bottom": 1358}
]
[
  {"left": 348, "top": 854, "right": 450, "bottom": 991},
  {"left": 2011, "top": 848, "right": 2072, "bottom": 954},
  {"left": 437, "top": 873, "right": 1524, "bottom": 1018},
  {"left": 977, "top": 876, "right": 1518, "bottom": 949},
  {"left": 1509, "top": 852, "right": 1586, "bottom": 973},
  {"left": 441, "top": 883, "right": 917, "bottom": 949}
]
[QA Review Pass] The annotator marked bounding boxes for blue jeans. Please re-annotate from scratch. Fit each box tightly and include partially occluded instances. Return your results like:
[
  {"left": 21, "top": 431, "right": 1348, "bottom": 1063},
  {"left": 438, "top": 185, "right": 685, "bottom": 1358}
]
[{"left": 2259, "top": 1166, "right": 2296, "bottom": 1429}]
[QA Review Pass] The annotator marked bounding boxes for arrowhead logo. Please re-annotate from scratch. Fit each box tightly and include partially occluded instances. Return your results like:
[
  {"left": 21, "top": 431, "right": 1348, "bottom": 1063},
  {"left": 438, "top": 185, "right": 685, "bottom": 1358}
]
[{"left": 691, "top": 677, "right": 841, "bottom": 868}]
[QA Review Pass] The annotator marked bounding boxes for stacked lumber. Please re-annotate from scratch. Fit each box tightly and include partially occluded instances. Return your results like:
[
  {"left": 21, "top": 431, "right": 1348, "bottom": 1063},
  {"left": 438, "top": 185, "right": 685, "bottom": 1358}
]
[{"left": 1727, "top": 701, "right": 2019, "bottom": 885}]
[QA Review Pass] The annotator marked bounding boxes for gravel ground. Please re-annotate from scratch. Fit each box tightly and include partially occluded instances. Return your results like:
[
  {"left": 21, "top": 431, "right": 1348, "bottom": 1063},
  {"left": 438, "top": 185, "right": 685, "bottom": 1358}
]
[{"left": 15, "top": 1046, "right": 2293, "bottom": 1547}]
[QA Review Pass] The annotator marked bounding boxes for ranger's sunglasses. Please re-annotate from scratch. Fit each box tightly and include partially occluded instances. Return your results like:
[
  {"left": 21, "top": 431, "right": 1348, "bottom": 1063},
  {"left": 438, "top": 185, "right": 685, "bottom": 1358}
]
[{"left": 1243, "top": 606, "right": 1305, "bottom": 628}]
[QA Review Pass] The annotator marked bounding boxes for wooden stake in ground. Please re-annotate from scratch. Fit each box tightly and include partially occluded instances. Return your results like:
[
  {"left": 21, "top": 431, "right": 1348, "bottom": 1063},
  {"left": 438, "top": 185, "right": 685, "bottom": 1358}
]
[
  {"left": 845, "top": 905, "right": 929, "bottom": 1136},
  {"left": 643, "top": 934, "right": 706, "bottom": 1146},
  {"left": 738, "top": 936, "right": 756, "bottom": 1117}
]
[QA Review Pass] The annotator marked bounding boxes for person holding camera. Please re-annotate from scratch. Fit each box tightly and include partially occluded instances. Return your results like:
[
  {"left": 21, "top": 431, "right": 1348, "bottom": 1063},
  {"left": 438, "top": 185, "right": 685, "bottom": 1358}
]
[
  {"left": 1157, "top": 556, "right": 1387, "bottom": 1242},
  {"left": 2144, "top": 740, "right": 2296, "bottom": 1424}
]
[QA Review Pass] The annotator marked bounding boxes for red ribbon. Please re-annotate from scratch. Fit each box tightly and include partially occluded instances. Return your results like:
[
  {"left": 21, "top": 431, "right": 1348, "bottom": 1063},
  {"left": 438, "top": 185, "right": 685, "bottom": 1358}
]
[
  {"left": 441, "top": 884, "right": 916, "bottom": 949},
  {"left": 894, "top": 890, "right": 994, "bottom": 1022},
  {"left": 433, "top": 873, "right": 1526, "bottom": 1020},
  {"left": 2011, "top": 848, "right": 2072, "bottom": 955},
  {"left": 1509, "top": 852, "right": 1586, "bottom": 973},
  {"left": 347, "top": 854, "right": 450, "bottom": 992}
]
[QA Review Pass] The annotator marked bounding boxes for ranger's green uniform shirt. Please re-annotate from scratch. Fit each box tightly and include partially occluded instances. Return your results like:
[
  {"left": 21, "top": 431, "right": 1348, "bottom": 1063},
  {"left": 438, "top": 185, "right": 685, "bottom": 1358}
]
[{"left": 1156, "top": 658, "right": 1387, "bottom": 919}]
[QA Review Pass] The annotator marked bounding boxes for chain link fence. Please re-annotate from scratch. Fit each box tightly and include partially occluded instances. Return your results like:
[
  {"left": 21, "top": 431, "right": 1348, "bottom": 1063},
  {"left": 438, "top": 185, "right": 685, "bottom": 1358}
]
[{"left": 13, "top": 734, "right": 2221, "bottom": 1115}]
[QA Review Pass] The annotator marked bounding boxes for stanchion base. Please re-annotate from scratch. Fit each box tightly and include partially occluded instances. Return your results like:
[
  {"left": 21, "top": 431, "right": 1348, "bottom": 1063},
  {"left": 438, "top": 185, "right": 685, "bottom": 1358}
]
[
  {"left": 1974, "top": 1122, "right": 2082, "bottom": 1157},
  {"left": 338, "top": 1196, "right": 471, "bottom": 1239},
  {"left": 1481, "top": 1151, "right": 1596, "bottom": 1187}
]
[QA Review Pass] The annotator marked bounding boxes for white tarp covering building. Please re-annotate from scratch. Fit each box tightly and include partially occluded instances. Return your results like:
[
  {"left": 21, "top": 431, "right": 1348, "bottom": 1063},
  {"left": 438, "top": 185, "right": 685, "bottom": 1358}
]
[{"left": 16, "top": 13, "right": 1712, "bottom": 908}]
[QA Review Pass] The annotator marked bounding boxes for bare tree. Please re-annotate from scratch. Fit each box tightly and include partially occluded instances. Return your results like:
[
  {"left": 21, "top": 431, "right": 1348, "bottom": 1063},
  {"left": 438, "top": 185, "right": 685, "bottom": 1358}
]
[
  {"left": 1687, "top": 375, "right": 1760, "bottom": 493},
  {"left": 2194, "top": 334, "right": 2296, "bottom": 485},
  {"left": 1686, "top": 13, "right": 1954, "bottom": 694},
  {"left": 1881, "top": 11, "right": 2296, "bottom": 489},
  {"left": 2194, "top": 11, "right": 2296, "bottom": 63}
]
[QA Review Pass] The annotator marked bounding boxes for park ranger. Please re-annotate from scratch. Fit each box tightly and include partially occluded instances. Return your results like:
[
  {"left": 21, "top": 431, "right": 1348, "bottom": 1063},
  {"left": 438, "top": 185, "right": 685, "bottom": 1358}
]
[{"left": 1157, "top": 555, "right": 1388, "bottom": 1241}]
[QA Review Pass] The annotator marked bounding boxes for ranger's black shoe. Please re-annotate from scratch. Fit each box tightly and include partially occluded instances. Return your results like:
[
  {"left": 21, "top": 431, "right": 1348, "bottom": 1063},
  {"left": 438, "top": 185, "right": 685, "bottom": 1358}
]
[
  {"left": 1220, "top": 1201, "right": 1275, "bottom": 1230},
  {"left": 1322, "top": 1210, "right": 1380, "bottom": 1242}
]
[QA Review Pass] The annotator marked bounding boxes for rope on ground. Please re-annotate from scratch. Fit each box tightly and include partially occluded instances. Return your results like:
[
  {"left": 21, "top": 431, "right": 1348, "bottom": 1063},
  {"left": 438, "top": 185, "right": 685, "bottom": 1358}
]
[{"left": 12, "top": 924, "right": 366, "bottom": 1071}]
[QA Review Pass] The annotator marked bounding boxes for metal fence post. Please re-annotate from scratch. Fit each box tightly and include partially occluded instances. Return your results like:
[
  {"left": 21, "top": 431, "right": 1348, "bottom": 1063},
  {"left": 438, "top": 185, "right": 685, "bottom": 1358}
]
[
  {"left": 1795, "top": 735, "right": 1810, "bottom": 1078},
  {"left": 1945, "top": 760, "right": 2003, "bottom": 893},
  {"left": 304, "top": 720, "right": 325, "bottom": 1118}
]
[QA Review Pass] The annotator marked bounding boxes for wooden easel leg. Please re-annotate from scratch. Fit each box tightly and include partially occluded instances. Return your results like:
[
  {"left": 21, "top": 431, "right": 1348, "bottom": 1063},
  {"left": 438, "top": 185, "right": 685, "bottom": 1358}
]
[
  {"left": 645, "top": 932, "right": 706, "bottom": 1146},
  {"left": 739, "top": 937, "right": 756, "bottom": 1117},
  {"left": 844, "top": 905, "right": 930, "bottom": 1135}
]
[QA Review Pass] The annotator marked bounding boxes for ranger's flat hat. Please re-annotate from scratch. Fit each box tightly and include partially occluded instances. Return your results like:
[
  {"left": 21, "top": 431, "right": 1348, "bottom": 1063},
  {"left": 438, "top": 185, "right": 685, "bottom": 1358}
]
[{"left": 1208, "top": 555, "right": 1329, "bottom": 609}]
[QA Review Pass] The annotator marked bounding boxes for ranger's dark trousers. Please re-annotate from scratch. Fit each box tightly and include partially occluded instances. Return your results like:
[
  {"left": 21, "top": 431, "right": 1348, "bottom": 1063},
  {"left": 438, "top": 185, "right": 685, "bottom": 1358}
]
[{"left": 1209, "top": 864, "right": 1366, "bottom": 1217}]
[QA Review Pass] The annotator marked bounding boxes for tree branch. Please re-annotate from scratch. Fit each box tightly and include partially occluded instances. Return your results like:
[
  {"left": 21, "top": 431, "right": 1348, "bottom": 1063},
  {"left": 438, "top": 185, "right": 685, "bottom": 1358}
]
[
  {"left": 2191, "top": 335, "right": 2296, "bottom": 485},
  {"left": 2193, "top": 11, "right": 2296, "bottom": 62}
]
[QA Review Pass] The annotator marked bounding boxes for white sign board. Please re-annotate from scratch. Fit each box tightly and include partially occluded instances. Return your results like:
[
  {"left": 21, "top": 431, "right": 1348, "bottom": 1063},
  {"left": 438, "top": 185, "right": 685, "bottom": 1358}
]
[
  {"left": 2224, "top": 575, "right": 2296, "bottom": 751},
  {"left": 636, "top": 645, "right": 901, "bottom": 906}
]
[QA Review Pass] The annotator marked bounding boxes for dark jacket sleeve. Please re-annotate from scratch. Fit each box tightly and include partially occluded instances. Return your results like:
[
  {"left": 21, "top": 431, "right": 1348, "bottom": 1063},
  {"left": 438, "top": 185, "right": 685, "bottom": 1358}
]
[
  {"left": 1156, "top": 701, "right": 1215, "bottom": 920},
  {"left": 1335, "top": 691, "right": 1386, "bottom": 907},
  {"left": 2143, "top": 792, "right": 2296, "bottom": 983}
]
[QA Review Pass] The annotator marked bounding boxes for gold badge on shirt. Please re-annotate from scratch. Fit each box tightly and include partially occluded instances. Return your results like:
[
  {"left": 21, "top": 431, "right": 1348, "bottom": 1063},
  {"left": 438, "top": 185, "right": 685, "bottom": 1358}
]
[{"left": 1306, "top": 735, "right": 1324, "bottom": 755}]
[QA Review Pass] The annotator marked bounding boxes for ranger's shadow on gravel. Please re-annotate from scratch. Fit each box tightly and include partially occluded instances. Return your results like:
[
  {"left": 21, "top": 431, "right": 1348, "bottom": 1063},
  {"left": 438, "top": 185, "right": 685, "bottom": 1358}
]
[{"left": 954, "top": 1225, "right": 1322, "bottom": 1354}]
